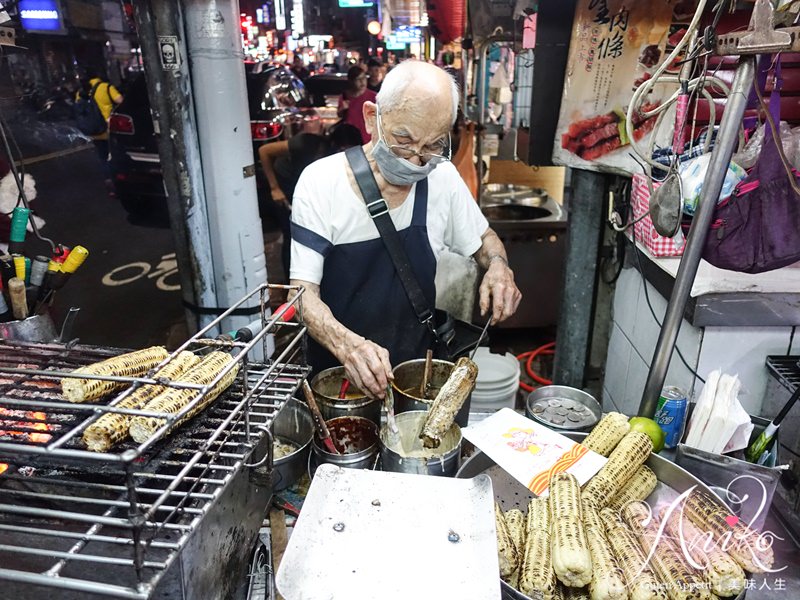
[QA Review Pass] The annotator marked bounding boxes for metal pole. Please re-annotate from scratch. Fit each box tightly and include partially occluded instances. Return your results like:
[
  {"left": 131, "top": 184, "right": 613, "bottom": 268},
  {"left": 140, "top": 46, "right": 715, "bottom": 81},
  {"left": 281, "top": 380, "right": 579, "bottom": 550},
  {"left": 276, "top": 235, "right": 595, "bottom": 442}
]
[
  {"left": 639, "top": 57, "right": 755, "bottom": 417},
  {"left": 131, "top": 0, "right": 217, "bottom": 333},
  {"left": 182, "top": 0, "right": 269, "bottom": 336},
  {"left": 553, "top": 168, "right": 605, "bottom": 388}
]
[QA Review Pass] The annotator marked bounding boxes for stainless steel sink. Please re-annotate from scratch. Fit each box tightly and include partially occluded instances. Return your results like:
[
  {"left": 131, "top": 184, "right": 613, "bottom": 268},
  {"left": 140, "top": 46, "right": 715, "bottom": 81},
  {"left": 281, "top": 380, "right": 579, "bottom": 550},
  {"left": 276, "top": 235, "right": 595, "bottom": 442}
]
[{"left": 480, "top": 184, "right": 565, "bottom": 225}]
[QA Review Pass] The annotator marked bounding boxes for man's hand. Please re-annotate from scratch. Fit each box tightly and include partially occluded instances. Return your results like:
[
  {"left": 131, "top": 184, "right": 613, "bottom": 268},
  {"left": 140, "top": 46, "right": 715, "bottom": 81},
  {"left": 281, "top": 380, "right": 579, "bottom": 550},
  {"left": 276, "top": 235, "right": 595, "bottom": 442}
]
[
  {"left": 271, "top": 187, "right": 291, "bottom": 209},
  {"left": 478, "top": 258, "right": 522, "bottom": 324},
  {"left": 341, "top": 338, "right": 393, "bottom": 399}
]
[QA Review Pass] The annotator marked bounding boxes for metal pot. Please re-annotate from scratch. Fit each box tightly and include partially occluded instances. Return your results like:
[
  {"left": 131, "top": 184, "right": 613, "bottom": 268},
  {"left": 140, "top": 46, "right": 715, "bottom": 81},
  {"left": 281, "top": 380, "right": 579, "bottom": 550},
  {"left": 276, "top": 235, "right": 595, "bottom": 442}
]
[
  {"left": 271, "top": 398, "right": 314, "bottom": 491},
  {"left": 311, "top": 366, "right": 381, "bottom": 426},
  {"left": 312, "top": 416, "right": 379, "bottom": 471},
  {"left": 379, "top": 411, "right": 462, "bottom": 477},
  {"left": 525, "top": 385, "right": 601, "bottom": 431},
  {"left": 391, "top": 358, "right": 471, "bottom": 427}
]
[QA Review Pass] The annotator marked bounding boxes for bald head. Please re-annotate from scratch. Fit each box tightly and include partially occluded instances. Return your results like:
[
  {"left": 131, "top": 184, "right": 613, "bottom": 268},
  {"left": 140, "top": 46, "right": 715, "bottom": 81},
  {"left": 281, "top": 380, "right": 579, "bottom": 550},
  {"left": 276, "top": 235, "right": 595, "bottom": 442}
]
[{"left": 376, "top": 61, "right": 459, "bottom": 126}]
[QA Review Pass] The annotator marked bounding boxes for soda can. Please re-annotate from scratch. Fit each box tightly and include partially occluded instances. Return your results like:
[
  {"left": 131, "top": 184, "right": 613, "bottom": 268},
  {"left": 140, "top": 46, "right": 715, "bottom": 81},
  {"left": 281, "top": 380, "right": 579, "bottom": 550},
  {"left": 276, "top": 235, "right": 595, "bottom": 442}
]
[{"left": 654, "top": 386, "right": 688, "bottom": 448}]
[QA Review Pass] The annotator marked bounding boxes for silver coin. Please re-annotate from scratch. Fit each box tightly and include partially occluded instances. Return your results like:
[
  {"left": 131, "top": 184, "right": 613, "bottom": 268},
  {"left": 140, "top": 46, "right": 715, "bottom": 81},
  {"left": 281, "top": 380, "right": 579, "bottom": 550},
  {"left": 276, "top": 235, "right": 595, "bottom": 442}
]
[
  {"left": 531, "top": 404, "right": 545, "bottom": 414},
  {"left": 567, "top": 412, "right": 583, "bottom": 423},
  {"left": 552, "top": 407, "right": 569, "bottom": 417},
  {"left": 549, "top": 415, "right": 566, "bottom": 425},
  {"left": 548, "top": 399, "right": 562, "bottom": 407},
  {"left": 561, "top": 399, "right": 576, "bottom": 410}
]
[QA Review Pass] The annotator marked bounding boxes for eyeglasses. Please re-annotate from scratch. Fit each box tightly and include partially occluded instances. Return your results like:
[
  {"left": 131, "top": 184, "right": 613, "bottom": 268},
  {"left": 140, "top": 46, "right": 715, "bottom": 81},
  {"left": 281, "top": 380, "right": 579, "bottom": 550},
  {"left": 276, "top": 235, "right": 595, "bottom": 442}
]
[{"left": 376, "top": 109, "right": 451, "bottom": 165}]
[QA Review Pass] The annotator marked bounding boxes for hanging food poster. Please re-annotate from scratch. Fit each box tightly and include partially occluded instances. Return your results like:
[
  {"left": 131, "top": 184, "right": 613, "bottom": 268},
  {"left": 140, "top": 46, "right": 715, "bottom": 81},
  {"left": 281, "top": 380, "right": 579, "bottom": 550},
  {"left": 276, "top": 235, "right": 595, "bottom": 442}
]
[{"left": 553, "top": 0, "right": 691, "bottom": 175}]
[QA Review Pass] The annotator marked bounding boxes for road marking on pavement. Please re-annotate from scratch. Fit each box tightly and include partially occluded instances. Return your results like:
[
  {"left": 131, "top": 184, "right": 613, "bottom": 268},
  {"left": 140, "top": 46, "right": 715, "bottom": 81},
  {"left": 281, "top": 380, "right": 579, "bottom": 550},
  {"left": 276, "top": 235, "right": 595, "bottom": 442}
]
[{"left": 14, "top": 144, "right": 94, "bottom": 167}]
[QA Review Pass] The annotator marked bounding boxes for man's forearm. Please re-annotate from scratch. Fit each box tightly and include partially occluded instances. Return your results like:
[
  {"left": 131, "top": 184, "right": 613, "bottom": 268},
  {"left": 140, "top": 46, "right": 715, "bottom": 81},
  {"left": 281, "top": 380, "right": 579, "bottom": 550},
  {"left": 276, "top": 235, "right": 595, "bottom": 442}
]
[
  {"left": 289, "top": 279, "right": 364, "bottom": 362},
  {"left": 473, "top": 228, "right": 508, "bottom": 269}
]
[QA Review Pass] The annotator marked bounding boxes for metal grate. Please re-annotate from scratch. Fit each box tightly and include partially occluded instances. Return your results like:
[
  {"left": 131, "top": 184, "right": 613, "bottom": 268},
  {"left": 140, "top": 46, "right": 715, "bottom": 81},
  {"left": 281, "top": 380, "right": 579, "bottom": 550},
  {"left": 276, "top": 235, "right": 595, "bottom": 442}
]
[
  {"left": 766, "top": 355, "right": 800, "bottom": 393},
  {"left": 0, "top": 284, "right": 310, "bottom": 598}
]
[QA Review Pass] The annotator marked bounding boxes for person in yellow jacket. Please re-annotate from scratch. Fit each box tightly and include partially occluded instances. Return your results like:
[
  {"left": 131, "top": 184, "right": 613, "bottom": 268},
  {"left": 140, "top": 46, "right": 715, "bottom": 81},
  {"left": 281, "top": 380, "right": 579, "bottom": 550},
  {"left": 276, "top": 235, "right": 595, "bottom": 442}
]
[{"left": 78, "top": 69, "right": 124, "bottom": 181}]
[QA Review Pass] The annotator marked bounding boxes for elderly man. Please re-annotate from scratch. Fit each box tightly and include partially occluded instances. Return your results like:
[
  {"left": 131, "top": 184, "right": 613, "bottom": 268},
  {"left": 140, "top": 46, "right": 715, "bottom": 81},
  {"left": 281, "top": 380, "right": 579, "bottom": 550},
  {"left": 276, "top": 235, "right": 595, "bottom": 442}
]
[{"left": 290, "top": 61, "right": 521, "bottom": 397}]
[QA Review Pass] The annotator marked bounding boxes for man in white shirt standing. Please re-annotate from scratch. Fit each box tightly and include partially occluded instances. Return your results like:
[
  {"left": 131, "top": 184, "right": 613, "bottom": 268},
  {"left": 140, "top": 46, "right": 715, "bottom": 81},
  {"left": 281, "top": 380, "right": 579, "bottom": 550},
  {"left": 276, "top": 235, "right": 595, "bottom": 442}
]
[{"left": 290, "top": 60, "right": 521, "bottom": 398}]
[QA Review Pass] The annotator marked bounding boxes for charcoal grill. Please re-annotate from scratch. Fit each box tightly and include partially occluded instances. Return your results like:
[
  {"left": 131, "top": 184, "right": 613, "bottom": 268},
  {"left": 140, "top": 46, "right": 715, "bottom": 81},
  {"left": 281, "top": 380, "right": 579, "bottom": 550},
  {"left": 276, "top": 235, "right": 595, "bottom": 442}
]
[{"left": 0, "top": 284, "right": 310, "bottom": 599}]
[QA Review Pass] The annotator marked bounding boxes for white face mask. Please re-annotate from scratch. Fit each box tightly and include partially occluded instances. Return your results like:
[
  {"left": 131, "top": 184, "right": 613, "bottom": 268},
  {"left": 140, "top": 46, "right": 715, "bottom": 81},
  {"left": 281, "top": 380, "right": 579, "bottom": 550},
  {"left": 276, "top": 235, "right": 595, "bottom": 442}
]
[{"left": 370, "top": 108, "right": 446, "bottom": 186}]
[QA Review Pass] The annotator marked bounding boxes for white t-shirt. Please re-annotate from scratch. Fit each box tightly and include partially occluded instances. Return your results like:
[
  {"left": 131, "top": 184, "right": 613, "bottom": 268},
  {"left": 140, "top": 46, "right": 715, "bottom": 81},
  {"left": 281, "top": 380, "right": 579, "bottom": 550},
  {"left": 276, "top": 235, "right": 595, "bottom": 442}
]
[{"left": 289, "top": 152, "right": 489, "bottom": 285}]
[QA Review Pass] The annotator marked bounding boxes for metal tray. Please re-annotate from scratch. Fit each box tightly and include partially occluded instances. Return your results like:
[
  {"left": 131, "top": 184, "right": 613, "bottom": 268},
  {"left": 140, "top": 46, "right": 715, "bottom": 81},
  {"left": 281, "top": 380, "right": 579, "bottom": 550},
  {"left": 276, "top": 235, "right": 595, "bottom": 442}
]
[
  {"left": 276, "top": 464, "right": 501, "bottom": 600},
  {"left": 457, "top": 432, "right": 745, "bottom": 600}
]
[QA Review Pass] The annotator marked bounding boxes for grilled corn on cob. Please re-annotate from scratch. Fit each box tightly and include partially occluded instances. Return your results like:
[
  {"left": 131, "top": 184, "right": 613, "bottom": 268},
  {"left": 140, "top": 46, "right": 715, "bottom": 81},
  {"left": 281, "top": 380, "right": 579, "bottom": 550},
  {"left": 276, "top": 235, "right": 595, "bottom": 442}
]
[
  {"left": 496, "top": 502, "right": 520, "bottom": 578},
  {"left": 550, "top": 472, "right": 593, "bottom": 587},
  {"left": 622, "top": 502, "right": 712, "bottom": 600},
  {"left": 660, "top": 507, "right": 745, "bottom": 597},
  {"left": 582, "top": 412, "right": 630, "bottom": 456},
  {"left": 129, "top": 351, "right": 238, "bottom": 443},
  {"left": 520, "top": 497, "right": 558, "bottom": 600},
  {"left": 563, "top": 586, "right": 590, "bottom": 600},
  {"left": 82, "top": 351, "right": 199, "bottom": 452},
  {"left": 600, "top": 508, "right": 667, "bottom": 600},
  {"left": 420, "top": 357, "right": 478, "bottom": 448},
  {"left": 607, "top": 466, "right": 658, "bottom": 511},
  {"left": 62, "top": 346, "right": 170, "bottom": 403},
  {"left": 582, "top": 499, "right": 627, "bottom": 600},
  {"left": 682, "top": 489, "right": 773, "bottom": 573},
  {"left": 582, "top": 432, "right": 652, "bottom": 509},
  {"left": 505, "top": 508, "right": 526, "bottom": 556}
]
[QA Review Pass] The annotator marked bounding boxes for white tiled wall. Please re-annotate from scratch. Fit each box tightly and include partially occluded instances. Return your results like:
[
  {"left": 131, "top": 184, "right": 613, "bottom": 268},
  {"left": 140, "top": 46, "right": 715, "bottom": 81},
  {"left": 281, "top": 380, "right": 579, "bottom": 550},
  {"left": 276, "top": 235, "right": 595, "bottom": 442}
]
[
  {"left": 604, "top": 267, "right": 702, "bottom": 413},
  {"left": 697, "top": 327, "right": 792, "bottom": 414},
  {"left": 604, "top": 266, "right": 794, "bottom": 416}
]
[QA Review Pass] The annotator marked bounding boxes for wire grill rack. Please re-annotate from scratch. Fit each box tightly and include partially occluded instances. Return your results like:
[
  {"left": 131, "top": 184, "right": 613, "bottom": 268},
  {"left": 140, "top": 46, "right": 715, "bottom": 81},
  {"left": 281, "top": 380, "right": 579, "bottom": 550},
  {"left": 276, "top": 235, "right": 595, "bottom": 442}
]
[{"left": 0, "top": 284, "right": 310, "bottom": 598}]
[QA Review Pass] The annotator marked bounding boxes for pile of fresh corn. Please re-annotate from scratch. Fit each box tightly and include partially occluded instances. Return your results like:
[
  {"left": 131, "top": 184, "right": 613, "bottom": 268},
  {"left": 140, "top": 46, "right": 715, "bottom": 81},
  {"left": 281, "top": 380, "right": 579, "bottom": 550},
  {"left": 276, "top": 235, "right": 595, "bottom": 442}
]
[
  {"left": 60, "top": 346, "right": 238, "bottom": 452},
  {"left": 494, "top": 412, "right": 772, "bottom": 600}
]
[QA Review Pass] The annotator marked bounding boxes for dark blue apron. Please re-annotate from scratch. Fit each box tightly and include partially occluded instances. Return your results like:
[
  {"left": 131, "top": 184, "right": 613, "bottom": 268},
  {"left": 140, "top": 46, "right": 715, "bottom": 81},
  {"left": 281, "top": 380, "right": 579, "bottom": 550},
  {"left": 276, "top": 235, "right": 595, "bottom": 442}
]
[{"left": 304, "top": 179, "right": 435, "bottom": 374}]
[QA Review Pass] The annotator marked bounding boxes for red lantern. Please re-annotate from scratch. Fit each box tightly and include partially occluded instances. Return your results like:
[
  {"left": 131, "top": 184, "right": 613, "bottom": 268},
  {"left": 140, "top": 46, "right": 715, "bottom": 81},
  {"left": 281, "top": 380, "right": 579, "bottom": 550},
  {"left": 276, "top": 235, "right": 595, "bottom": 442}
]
[{"left": 426, "top": 0, "right": 465, "bottom": 44}]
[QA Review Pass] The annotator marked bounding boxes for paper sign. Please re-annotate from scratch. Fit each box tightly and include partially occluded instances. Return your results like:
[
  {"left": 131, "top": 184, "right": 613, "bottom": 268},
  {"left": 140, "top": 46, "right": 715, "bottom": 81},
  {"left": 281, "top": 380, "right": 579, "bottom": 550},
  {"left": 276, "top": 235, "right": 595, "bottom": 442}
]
[
  {"left": 462, "top": 408, "right": 606, "bottom": 496},
  {"left": 552, "top": 0, "right": 681, "bottom": 175}
]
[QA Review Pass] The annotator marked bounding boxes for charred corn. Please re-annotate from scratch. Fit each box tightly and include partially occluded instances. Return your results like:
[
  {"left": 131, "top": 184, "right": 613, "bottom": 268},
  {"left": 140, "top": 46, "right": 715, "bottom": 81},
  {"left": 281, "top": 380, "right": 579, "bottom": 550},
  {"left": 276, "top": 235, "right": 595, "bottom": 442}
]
[
  {"left": 527, "top": 496, "right": 551, "bottom": 534},
  {"left": 82, "top": 351, "right": 199, "bottom": 452},
  {"left": 582, "top": 499, "right": 627, "bottom": 600},
  {"left": 550, "top": 472, "right": 593, "bottom": 588},
  {"left": 607, "top": 466, "right": 658, "bottom": 511},
  {"left": 563, "top": 586, "right": 590, "bottom": 600},
  {"left": 62, "top": 346, "right": 169, "bottom": 403},
  {"left": 682, "top": 489, "right": 773, "bottom": 573},
  {"left": 551, "top": 532, "right": 593, "bottom": 591},
  {"left": 582, "top": 412, "right": 630, "bottom": 456},
  {"left": 622, "top": 502, "right": 712, "bottom": 600},
  {"left": 661, "top": 506, "right": 745, "bottom": 597},
  {"left": 582, "top": 432, "right": 652, "bottom": 509},
  {"left": 420, "top": 357, "right": 478, "bottom": 448},
  {"left": 496, "top": 502, "right": 519, "bottom": 578},
  {"left": 129, "top": 352, "right": 238, "bottom": 443},
  {"left": 505, "top": 508, "right": 526, "bottom": 556},
  {"left": 551, "top": 471, "right": 583, "bottom": 522},
  {"left": 600, "top": 508, "right": 667, "bottom": 600},
  {"left": 520, "top": 497, "right": 558, "bottom": 600},
  {"left": 505, "top": 568, "right": 520, "bottom": 590}
]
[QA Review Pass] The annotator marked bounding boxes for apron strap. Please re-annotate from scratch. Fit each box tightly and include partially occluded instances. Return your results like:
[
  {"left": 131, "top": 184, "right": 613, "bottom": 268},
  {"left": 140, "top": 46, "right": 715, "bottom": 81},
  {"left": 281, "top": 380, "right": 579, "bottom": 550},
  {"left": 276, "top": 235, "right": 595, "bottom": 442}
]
[{"left": 344, "top": 146, "right": 434, "bottom": 328}]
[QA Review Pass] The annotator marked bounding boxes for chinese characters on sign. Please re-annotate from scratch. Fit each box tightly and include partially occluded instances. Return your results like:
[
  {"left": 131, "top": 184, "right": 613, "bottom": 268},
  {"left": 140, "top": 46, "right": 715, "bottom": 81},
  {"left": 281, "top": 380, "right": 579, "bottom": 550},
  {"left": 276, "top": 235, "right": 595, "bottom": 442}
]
[{"left": 553, "top": 0, "right": 678, "bottom": 174}]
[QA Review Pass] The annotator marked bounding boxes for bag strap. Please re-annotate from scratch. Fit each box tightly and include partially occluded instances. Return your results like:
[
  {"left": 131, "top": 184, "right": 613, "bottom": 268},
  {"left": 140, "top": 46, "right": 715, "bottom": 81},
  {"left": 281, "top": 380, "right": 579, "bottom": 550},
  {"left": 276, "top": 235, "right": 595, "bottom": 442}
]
[
  {"left": 88, "top": 82, "right": 101, "bottom": 100},
  {"left": 344, "top": 146, "right": 435, "bottom": 329}
]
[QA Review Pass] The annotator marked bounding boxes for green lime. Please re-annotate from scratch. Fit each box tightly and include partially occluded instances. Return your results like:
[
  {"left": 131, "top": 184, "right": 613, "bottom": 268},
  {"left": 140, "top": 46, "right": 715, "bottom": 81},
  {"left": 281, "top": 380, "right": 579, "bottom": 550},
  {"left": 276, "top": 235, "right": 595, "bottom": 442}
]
[{"left": 629, "top": 416, "right": 666, "bottom": 453}]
